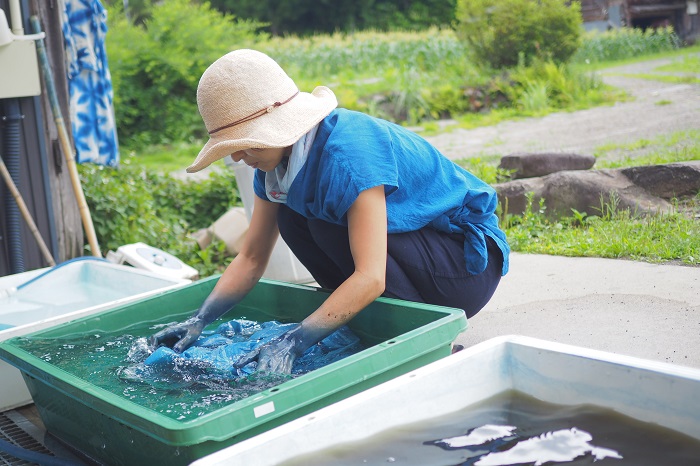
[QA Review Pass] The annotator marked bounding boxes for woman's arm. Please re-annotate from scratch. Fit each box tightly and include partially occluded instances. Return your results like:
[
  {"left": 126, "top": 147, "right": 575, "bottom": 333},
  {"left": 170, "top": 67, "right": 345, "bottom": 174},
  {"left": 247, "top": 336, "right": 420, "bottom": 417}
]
[
  {"left": 207, "top": 195, "right": 281, "bottom": 301},
  {"left": 149, "top": 196, "right": 280, "bottom": 352},
  {"left": 238, "top": 185, "right": 389, "bottom": 372},
  {"left": 302, "top": 184, "right": 388, "bottom": 334}
]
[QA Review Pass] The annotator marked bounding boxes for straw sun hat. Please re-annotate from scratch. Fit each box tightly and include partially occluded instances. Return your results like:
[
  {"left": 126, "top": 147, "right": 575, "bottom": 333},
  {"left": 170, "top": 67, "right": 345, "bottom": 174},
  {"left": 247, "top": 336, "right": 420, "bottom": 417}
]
[{"left": 186, "top": 49, "right": 338, "bottom": 173}]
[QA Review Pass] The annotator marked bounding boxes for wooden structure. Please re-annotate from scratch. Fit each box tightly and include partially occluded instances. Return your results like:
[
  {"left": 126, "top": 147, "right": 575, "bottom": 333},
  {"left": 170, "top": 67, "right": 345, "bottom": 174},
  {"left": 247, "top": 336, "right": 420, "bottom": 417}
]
[
  {"left": 0, "top": 0, "right": 83, "bottom": 276},
  {"left": 581, "top": 0, "right": 700, "bottom": 41}
]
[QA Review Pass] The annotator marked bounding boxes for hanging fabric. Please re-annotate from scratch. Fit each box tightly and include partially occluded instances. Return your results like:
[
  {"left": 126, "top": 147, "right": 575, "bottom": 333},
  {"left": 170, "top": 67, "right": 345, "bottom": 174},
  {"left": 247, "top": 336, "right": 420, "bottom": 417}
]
[{"left": 60, "top": 0, "right": 119, "bottom": 167}]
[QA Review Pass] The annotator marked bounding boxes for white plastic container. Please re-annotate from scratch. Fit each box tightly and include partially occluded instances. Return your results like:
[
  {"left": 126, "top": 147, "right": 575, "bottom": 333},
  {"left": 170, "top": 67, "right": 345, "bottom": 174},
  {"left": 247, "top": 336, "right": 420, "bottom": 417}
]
[
  {"left": 0, "top": 260, "right": 190, "bottom": 410},
  {"left": 225, "top": 158, "right": 314, "bottom": 284},
  {"left": 193, "top": 335, "right": 700, "bottom": 466},
  {"left": 113, "top": 242, "right": 199, "bottom": 280}
]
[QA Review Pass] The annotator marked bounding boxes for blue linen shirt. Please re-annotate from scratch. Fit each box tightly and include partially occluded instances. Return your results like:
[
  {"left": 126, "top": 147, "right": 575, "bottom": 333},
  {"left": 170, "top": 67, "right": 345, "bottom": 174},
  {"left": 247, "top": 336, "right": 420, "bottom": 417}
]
[{"left": 254, "top": 109, "right": 510, "bottom": 275}]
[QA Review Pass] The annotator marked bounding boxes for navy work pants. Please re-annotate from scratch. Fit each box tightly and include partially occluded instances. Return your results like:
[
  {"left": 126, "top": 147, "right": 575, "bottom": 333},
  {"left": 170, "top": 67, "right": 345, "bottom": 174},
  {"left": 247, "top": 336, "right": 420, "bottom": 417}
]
[{"left": 277, "top": 206, "right": 502, "bottom": 318}]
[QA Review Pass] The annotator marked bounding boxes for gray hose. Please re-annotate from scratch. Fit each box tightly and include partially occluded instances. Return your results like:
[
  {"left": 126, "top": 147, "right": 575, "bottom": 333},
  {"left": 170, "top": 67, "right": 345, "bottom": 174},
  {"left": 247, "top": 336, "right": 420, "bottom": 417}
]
[
  {"left": 0, "top": 437, "right": 81, "bottom": 466},
  {"left": 2, "top": 98, "right": 25, "bottom": 273}
]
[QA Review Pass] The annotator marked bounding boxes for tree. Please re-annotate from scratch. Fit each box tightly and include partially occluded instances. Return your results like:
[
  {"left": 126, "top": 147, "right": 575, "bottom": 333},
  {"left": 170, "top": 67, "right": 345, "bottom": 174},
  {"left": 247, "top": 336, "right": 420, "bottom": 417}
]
[
  {"left": 106, "top": 0, "right": 263, "bottom": 146},
  {"left": 455, "top": 0, "right": 583, "bottom": 69},
  {"left": 209, "top": 0, "right": 456, "bottom": 36}
]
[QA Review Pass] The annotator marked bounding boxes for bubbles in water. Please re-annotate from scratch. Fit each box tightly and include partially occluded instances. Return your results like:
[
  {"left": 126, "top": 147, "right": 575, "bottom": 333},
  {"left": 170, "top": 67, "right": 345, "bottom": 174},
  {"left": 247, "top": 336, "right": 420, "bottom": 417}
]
[{"left": 126, "top": 337, "right": 153, "bottom": 363}]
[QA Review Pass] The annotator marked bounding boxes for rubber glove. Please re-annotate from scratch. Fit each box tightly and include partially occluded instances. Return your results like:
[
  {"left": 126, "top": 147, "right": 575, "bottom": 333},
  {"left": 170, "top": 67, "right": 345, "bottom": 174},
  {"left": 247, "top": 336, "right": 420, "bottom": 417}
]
[
  {"left": 147, "top": 316, "right": 205, "bottom": 353},
  {"left": 148, "top": 291, "right": 238, "bottom": 353},
  {"left": 235, "top": 321, "right": 331, "bottom": 374}
]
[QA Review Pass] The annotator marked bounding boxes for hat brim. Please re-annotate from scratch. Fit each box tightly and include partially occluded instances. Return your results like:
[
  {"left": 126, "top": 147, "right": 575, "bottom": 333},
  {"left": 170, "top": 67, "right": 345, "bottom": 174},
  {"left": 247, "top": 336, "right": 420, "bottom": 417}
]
[{"left": 186, "top": 86, "right": 337, "bottom": 173}]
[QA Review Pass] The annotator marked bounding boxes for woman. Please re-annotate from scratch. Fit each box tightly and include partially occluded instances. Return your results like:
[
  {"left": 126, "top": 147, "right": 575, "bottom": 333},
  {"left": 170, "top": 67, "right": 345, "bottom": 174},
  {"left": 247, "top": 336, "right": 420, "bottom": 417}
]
[{"left": 149, "top": 49, "right": 510, "bottom": 373}]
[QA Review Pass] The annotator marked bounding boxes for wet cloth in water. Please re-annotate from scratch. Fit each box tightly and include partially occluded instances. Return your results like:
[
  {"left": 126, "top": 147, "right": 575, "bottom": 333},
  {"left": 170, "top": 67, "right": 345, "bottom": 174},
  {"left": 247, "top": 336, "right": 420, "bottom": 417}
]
[{"left": 142, "top": 320, "right": 363, "bottom": 380}]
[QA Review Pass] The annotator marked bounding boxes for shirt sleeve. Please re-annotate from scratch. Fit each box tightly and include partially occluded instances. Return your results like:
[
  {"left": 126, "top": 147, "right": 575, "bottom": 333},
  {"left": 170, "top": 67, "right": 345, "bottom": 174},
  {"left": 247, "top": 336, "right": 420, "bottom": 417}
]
[
  {"left": 253, "top": 168, "right": 267, "bottom": 200},
  {"left": 311, "top": 114, "right": 399, "bottom": 222}
]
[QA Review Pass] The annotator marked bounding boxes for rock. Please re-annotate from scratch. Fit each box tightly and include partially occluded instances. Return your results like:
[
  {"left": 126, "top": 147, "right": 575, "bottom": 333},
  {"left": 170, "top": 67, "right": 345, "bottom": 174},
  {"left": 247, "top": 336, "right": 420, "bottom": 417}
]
[
  {"left": 621, "top": 161, "right": 700, "bottom": 199},
  {"left": 499, "top": 152, "right": 596, "bottom": 179},
  {"left": 209, "top": 207, "right": 249, "bottom": 255},
  {"left": 190, "top": 228, "right": 212, "bottom": 250},
  {"left": 495, "top": 167, "right": 674, "bottom": 218}
]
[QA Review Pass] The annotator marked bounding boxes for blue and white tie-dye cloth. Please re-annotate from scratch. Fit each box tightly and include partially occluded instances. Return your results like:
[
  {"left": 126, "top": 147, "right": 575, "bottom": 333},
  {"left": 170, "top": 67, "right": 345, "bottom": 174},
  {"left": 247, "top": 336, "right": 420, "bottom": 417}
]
[
  {"left": 133, "top": 320, "right": 364, "bottom": 385},
  {"left": 61, "top": 0, "right": 119, "bottom": 166}
]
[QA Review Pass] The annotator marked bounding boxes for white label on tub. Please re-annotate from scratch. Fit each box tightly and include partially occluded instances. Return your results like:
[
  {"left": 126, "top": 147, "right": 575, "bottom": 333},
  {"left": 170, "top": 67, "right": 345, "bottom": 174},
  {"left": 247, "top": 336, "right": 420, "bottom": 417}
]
[{"left": 254, "top": 401, "right": 275, "bottom": 418}]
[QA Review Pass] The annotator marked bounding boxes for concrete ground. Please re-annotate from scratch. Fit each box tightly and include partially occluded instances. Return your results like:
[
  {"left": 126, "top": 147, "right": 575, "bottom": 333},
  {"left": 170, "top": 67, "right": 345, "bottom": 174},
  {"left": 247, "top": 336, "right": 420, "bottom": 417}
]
[{"left": 455, "top": 253, "right": 700, "bottom": 369}]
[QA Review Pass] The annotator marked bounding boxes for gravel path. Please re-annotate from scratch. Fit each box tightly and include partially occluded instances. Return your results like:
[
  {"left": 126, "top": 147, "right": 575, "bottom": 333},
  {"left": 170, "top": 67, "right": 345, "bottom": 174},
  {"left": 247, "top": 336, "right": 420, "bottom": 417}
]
[{"left": 424, "top": 54, "right": 700, "bottom": 161}]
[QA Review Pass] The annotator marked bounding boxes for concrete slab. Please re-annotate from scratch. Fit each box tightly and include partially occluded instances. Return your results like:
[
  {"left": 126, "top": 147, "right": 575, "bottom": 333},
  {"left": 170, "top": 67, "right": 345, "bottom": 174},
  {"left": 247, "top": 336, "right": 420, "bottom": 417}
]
[{"left": 456, "top": 253, "right": 700, "bottom": 369}]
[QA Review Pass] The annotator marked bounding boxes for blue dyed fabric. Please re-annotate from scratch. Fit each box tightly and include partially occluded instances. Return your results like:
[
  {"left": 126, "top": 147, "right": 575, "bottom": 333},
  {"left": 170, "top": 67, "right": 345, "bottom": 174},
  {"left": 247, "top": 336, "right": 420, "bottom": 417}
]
[
  {"left": 143, "top": 320, "right": 364, "bottom": 380},
  {"left": 61, "top": 0, "right": 119, "bottom": 166}
]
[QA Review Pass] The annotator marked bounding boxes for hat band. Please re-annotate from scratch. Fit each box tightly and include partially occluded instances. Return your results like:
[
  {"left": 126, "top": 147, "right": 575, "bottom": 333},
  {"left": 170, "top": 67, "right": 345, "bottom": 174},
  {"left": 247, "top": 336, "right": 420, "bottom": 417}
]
[{"left": 208, "top": 91, "right": 300, "bottom": 135}]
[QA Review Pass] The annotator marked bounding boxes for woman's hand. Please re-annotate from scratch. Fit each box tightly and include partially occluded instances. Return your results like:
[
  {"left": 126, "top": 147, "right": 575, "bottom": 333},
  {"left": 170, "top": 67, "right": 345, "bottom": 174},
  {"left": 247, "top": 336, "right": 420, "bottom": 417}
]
[
  {"left": 236, "top": 330, "right": 301, "bottom": 374},
  {"left": 148, "top": 316, "right": 205, "bottom": 353},
  {"left": 235, "top": 322, "right": 331, "bottom": 374}
]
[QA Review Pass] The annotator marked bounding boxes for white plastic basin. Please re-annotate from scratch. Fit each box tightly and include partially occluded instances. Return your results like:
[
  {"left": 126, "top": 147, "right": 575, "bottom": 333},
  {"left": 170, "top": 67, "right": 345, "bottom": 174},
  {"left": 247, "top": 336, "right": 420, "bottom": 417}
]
[
  {"left": 192, "top": 335, "right": 700, "bottom": 465},
  {"left": 0, "top": 260, "right": 190, "bottom": 410}
]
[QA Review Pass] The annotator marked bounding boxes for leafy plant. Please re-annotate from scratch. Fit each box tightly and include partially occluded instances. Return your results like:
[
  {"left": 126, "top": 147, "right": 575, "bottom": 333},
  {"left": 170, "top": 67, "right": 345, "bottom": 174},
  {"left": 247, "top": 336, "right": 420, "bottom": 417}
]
[
  {"left": 106, "top": 0, "right": 264, "bottom": 149},
  {"left": 454, "top": 0, "right": 583, "bottom": 69},
  {"left": 518, "top": 81, "right": 550, "bottom": 113},
  {"left": 79, "top": 160, "right": 241, "bottom": 277}
]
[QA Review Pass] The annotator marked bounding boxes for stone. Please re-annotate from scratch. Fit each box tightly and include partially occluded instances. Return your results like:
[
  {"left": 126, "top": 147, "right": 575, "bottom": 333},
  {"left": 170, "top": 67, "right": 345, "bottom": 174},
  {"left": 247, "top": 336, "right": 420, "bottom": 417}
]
[
  {"left": 499, "top": 152, "right": 596, "bottom": 179},
  {"left": 209, "top": 207, "right": 249, "bottom": 255},
  {"left": 621, "top": 161, "right": 700, "bottom": 200},
  {"left": 495, "top": 168, "right": 674, "bottom": 218}
]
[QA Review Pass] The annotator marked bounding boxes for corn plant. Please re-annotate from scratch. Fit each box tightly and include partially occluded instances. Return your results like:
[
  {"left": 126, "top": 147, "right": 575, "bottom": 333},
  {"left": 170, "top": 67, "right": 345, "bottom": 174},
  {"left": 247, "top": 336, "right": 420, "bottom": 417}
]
[{"left": 573, "top": 26, "right": 681, "bottom": 64}]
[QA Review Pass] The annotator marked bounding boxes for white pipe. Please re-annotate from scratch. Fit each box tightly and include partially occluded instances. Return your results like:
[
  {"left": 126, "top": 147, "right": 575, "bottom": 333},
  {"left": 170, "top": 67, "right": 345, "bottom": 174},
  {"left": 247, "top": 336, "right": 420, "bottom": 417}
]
[
  {"left": 9, "top": 0, "right": 23, "bottom": 35},
  {"left": 0, "top": 9, "right": 44, "bottom": 46}
]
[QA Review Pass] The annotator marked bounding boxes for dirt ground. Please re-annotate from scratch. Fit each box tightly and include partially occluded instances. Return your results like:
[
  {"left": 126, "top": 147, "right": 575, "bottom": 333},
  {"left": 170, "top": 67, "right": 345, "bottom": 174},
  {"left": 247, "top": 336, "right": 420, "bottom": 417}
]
[{"left": 424, "top": 53, "right": 700, "bottom": 163}]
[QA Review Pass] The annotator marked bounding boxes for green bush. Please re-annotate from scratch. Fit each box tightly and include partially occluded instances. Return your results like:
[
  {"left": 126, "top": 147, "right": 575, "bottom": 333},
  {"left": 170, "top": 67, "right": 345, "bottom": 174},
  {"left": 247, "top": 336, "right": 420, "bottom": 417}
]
[
  {"left": 79, "top": 160, "right": 241, "bottom": 277},
  {"left": 506, "top": 57, "right": 605, "bottom": 111},
  {"left": 454, "top": 0, "right": 583, "bottom": 69},
  {"left": 106, "top": 0, "right": 264, "bottom": 149}
]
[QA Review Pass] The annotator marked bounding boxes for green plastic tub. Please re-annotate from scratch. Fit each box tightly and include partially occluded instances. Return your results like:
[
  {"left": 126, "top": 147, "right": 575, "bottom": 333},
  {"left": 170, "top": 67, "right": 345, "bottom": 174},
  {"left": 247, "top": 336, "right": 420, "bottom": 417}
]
[{"left": 0, "top": 276, "right": 466, "bottom": 466}]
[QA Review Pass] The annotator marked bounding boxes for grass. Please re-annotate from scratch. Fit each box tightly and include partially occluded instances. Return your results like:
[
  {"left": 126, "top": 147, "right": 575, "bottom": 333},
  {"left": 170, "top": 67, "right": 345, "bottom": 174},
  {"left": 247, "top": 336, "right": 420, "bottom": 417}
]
[
  {"left": 593, "top": 129, "right": 700, "bottom": 168},
  {"left": 571, "top": 27, "right": 686, "bottom": 69},
  {"left": 504, "top": 194, "right": 700, "bottom": 266},
  {"left": 571, "top": 43, "right": 699, "bottom": 71},
  {"left": 613, "top": 73, "right": 700, "bottom": 85},
  {"left": 132, "top": 141, "right": 203, "bottom": 174},
  {"left": 654, "top": 53, "right": 700, "bottom": 73}
]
